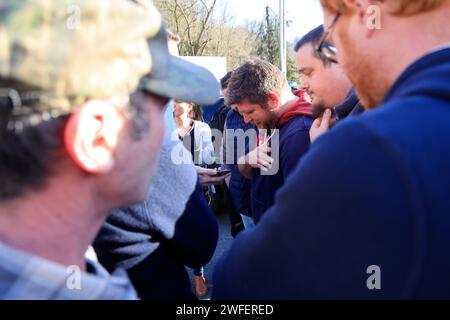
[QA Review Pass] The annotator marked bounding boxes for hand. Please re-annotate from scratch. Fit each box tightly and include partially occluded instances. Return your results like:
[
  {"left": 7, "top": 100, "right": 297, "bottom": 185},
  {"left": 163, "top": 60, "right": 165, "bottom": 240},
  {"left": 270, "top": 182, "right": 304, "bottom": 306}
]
[
  {"left": 309, "top": 109, "right": 336, "bottom": 143},
  {"left": 195, "top": 166, "right": 231, "bottom": 187},
  {"left": 246, "top": 143, "right": 274, "bottom": 172}
]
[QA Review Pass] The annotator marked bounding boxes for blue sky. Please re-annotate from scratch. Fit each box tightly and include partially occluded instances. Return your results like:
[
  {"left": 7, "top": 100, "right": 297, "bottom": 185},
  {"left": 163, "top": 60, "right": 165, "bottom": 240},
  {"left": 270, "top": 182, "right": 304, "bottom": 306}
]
[{"left": 218, "top": 0, "right": 324, "bottom": 42}]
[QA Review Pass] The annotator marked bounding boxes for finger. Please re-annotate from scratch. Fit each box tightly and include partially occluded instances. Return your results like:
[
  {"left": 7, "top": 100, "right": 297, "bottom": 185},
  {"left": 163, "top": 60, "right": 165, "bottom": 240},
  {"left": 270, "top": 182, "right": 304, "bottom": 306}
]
[
  {"left": 209, "top": 176, "right": 226, "bottom": 184},
  {"left": 258, "top": 158, "right": 274, "bottom": 169},
  {"left": 320, "top": 109, "right": 332, "bottom": 130},
  {"left": 260, "top": 154, "right": 274, "bottom": 164},
  {"left": 329, "top": 118, "right": 337, "bottom": 127},
  {"left": 255, "top": 160, "right": 270, "bottom": 169},
  {"left": 258, "top": 146, "right": 272, "bottom": 157},
  {"left": 257, "top": 151, "right": 269, "bottom": 161},
  {"left": 311, "top": 118, "right": 322, "bottom": 129},
  {"left": 217, "top": 173, "right": 232, "bottom": 182},
  {"left": 201, "top": 168, "right": 218, "bottom": 176},
  {"left": 200, "top": 175, "right": 225, "bottom": 186},
  {"left": 258, "top": 152, "right": 273, "bottom": 163},
  {"left": 257, "top": 159, "right": 271, "bottom": 168},
  {"left": 195, "top": 166, "right": 215, "bottom": 175}
]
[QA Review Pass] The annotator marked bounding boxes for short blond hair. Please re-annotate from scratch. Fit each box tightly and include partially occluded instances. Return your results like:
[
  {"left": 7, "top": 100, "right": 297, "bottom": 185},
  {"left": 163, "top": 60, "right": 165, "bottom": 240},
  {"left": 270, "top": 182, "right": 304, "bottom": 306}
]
[{"left": 320, "top": 0, "right": 445, "bottom": 16}]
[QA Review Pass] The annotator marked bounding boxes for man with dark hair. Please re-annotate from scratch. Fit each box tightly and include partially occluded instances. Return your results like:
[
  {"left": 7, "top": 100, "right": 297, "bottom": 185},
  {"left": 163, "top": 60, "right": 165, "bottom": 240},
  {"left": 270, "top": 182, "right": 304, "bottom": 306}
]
[
  {"left": 295, "top": 25, "right": 364, "bottom": 142},
  {"left": 294, "top": 25, "right": 324, "bottom": 52},
  {"left": 228, "top": 58, "right": 313, "bottom": 224},
  {"left": 220, "top": 71, "right": 233, "bottom": 95},
  {"left": 220, "top": 70, "right": 257, "bottom": 231},
  {"left": 213, "top": 0, "right": 450, "bottom": 299},
  {"left": 0, "top": 0, "right": 219, "bottom": 299},
  {"left": 207, "top": 71, "right": 247, "bottom": 238},
  {"left": 208, "top": 71, "right": 234, "bottom": 134}
]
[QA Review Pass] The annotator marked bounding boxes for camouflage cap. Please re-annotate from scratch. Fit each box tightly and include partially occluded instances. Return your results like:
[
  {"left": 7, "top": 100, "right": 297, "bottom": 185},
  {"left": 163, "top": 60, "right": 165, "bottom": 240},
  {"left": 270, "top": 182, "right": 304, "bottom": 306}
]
[
  {"left": 0, "top": 0, "right": 220, "bottom": 126},
  {"left": 138, "top": 25, "right": 220, "bottom": 106}
]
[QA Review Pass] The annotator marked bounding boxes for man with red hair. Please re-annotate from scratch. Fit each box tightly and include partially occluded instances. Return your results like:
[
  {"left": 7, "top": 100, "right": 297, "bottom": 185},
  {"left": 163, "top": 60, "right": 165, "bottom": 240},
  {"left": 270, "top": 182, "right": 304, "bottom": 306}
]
[{"left": 213, "top": 0, "right": 450, "bottom": 299}]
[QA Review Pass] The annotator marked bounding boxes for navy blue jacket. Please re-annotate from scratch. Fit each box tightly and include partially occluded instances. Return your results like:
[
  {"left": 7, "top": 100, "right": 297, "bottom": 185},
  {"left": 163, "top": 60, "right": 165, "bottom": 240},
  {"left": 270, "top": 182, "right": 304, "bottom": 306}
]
[
  {"left": 94, "top": 181, "right": 218, "bottom": 300},
  {"left": 335, "top": 88, "right": 365, "bottom": 120},
  {"left": 225, "top": 109, "right": 256, "bottom": 216},
  {"left": 209, "top": 99, "right": 230, "bottom": 134},
  {"left": 251, "top": 115, "right": 313, "bottom": 223},
  {"left": 213, "top": 48, "right": 450, "bottom": 299}
]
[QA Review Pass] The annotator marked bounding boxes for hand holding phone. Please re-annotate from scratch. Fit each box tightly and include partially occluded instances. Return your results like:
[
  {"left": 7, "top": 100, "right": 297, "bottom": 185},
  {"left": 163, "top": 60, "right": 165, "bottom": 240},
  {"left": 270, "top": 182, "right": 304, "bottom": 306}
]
[
  {"left": 215, "top": 167, "right": 232, "bottom": 176},
  {"left": 195, "top": 166, "right": 231, "bottom": 187}
]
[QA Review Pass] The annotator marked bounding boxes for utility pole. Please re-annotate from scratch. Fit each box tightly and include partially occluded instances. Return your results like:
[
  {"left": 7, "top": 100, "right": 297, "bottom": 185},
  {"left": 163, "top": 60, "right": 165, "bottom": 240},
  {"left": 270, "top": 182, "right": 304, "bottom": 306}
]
[
  {"left": 266, "top": 6, "right": 275, "bottom": 64},
  {"left": 279, "top": 0, "right": 287, "bottom": 76}
]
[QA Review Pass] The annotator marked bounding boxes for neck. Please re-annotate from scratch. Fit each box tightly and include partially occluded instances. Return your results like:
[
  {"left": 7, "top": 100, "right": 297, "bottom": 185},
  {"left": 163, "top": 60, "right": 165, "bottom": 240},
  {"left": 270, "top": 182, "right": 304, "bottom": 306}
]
[
  {"left": 381, "top": 6, "right": 450, "bottom": 96},
  {"left": 275, "top": 90, "right": 298, "bottom": 119},
  {"left": 261, "top": 90, "right": 297, "bottom": 130},
  {"left": 176, "top": 114, "right": 191, "bottom": 128},
  {"left": 0, "top": 168, "right": 106, "bottom": 270}
]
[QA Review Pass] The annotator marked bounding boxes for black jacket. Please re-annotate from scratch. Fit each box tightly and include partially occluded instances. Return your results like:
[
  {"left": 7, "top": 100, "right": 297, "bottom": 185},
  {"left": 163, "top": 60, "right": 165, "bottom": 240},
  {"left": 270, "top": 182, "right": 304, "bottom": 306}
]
[
  {"left": 334, "top": 88, "right": 365, "bottom": 120},
  {"left": 94, "top": 182, "right": 218, "bottom": 300}
]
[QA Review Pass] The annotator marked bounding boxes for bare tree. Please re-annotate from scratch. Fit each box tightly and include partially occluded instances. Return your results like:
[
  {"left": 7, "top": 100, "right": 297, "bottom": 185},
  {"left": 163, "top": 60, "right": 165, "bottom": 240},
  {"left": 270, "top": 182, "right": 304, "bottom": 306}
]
[
  {"left": 154, "top": 0, "right": 294, "bottom": 77},
  {"left": 155, "top": 0, "right": 218, "bottom": 56}
]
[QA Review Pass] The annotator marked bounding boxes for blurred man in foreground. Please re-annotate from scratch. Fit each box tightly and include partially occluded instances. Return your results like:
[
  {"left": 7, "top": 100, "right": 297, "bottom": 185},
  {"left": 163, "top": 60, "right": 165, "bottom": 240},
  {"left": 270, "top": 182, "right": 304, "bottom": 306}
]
[
  {"left": 213, "top": 0, "right": 450, "bottom": 299},
  {"left": 0, "top": 0, "right": 218, "bottom": 299}
]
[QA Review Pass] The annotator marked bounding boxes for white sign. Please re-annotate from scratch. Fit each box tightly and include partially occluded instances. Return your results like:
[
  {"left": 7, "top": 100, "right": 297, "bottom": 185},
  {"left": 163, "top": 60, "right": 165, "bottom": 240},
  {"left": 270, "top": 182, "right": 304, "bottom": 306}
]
[{"left": 181, "top": 56, "right": 227, "bottom": 82}]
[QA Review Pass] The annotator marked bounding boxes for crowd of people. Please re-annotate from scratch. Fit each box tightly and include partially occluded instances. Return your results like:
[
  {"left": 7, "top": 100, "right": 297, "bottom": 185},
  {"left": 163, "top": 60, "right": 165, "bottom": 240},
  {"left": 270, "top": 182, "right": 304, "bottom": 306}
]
[{"left": 0, "top": 0, "right": 450, "bottom": 300}]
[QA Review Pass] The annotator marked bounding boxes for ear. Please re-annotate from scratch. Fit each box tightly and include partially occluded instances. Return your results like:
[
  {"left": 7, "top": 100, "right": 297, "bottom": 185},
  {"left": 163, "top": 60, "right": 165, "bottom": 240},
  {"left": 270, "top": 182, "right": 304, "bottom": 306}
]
[
  {"left": 267, "top": 92, "right": 282, "bottom": 111},
  {"left": 64, "top": 100, "right": 125, "bottom": 174},
  {"left": 343, "top": 0, "right": 381, "bottom": 38}
]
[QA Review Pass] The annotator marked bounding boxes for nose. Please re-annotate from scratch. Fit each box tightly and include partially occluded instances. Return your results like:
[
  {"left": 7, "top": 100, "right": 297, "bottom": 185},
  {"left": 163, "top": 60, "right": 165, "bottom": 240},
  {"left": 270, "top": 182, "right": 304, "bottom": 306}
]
[
  {"left": 300, "top": 80, "right": 309, "bottom": 91},
  {"left": 243, "top": 114, "right": 252, "bottom": 124}
]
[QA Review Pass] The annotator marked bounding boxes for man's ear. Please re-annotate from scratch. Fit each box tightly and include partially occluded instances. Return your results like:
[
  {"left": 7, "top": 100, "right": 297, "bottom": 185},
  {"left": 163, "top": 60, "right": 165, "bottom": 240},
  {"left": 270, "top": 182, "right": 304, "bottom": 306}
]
[
  {"left": 267, "top": 92, "right": 282, "bottom": 111},
  {"left": 64, "top": 100, "right": 125, "bottom": 174},
  {"left": 343, "top": 0, "right": 381, "bottom": 37}
]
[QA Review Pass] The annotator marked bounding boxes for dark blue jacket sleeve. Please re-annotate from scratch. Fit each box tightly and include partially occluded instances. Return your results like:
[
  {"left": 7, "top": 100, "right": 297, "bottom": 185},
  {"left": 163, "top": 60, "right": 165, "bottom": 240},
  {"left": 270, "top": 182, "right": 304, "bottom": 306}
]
[
  {"left": 279, "top": 127, "right": 311, "bottom": 179},
  {"left": 170, "top": 180, "right": 219, "bottom": 269},
  {"left": 212, "top": 120, "right": 419, "bottom": 299}
]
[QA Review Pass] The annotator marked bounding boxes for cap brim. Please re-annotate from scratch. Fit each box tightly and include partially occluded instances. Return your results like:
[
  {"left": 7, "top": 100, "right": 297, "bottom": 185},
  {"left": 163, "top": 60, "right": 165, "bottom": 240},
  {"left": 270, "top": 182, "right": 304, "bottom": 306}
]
[
  {"left": 141, "top": 55, "right": 220, "bottom": 106},
  {"left": 139, "top": 26, "right": 220, "bottom": 106}
]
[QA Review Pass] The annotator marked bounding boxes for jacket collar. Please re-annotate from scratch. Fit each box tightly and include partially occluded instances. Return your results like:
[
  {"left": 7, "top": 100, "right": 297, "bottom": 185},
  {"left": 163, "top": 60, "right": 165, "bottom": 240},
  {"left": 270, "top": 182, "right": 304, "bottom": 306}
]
[{"left": 384, "top": 47, "right": 450, "bottom": 103}]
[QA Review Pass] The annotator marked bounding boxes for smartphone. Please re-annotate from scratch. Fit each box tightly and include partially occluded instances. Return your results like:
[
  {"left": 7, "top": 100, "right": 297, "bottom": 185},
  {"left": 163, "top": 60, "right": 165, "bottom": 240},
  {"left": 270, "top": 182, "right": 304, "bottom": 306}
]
[{"left": 215, "top": 167, "right": 232, "bottom": 176}]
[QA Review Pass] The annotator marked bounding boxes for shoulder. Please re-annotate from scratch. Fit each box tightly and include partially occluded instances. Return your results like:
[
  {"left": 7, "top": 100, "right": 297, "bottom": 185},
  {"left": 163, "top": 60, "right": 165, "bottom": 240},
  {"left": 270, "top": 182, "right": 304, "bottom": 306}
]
[
  {"left": 302, "top": 111, "right": 408, "bottom": 177},
  {"left": 277, "top": 109, "right": 423, "bottom": 230},
  {"left": 226, "top": 108, "right": 239, "bottom": 121},
  {"left": 281, "top": 116, "right": 313, "bottom": 133},
  {"left": 314, "top": 113, "right": 385, "bottom": 151},
  {"left": 279, "top": 116, "right": 313, "bottom": 143},
  {"left": 194, "top": 121, "right": 212, "bottom": 132}
]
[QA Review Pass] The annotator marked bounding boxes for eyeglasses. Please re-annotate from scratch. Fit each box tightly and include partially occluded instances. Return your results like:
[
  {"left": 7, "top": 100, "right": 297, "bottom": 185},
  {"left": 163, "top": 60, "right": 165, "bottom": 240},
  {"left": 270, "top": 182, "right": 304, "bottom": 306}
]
[{"left": 316, "top": 12, "right": 341, "bottom": 64}]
